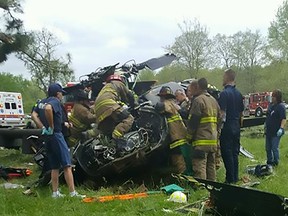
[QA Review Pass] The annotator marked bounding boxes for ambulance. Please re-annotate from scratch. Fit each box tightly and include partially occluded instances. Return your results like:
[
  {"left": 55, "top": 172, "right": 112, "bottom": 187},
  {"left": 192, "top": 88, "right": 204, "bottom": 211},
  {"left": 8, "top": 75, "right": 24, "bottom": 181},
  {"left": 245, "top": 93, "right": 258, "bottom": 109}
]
[{"left": 0, "top": 91, "right": 25, "bottom": 127}]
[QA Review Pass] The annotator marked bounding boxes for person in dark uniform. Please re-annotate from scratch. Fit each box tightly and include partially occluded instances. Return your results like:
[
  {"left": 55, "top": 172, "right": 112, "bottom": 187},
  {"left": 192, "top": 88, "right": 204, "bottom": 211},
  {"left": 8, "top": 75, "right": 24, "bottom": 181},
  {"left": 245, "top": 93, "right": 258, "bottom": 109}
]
[
  {"left": 218, "top": 69, "right": 244, "bottom": 184},
  {"left": 32, "top": 83, "right": 85, "bottom": 198},
  {"left": 265, "top": 89, "right": 286, "bottom": 166}
]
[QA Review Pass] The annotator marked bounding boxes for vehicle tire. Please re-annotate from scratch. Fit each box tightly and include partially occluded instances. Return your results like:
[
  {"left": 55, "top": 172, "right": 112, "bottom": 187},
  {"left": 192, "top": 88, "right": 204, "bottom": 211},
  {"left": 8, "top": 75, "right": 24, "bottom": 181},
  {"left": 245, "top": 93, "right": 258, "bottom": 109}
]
[
  {"left": 37, "top": 171, "right": 51, "bottom": 187},
  {"left": 255, "top": 108, "right": 263, "bottom": 117},
  {"left": 73, "top": 162, "right": 88, "bottom": 186}
]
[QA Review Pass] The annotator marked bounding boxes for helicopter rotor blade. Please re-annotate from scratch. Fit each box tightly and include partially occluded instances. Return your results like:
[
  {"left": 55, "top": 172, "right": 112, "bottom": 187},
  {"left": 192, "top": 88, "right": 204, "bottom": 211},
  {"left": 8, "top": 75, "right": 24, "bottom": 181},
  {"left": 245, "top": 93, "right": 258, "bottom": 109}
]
[{"left": 139, "top": 53, "right": 177, "bottom": 71}]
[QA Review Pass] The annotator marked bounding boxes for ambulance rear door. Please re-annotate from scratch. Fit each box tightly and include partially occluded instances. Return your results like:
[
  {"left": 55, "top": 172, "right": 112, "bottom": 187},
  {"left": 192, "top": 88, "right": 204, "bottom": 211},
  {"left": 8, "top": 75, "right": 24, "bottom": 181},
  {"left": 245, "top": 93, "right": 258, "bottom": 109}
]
[{"left": 0, "top": 92, "right": 25, "bottom": 127}]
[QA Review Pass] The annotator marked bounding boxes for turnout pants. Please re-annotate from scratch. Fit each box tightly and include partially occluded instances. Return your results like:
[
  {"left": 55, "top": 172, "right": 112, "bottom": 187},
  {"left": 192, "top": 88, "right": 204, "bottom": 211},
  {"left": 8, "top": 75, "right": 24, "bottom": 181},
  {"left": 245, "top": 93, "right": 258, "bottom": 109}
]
[
  {"left": 170, "top": 153, "right": 186, "bottom": 174},
  {"left": 192, "top": 145, "right": 217, "bottom": 181},
  {"left": 98, "top": 107, "right": 134, "bottom": 139}
]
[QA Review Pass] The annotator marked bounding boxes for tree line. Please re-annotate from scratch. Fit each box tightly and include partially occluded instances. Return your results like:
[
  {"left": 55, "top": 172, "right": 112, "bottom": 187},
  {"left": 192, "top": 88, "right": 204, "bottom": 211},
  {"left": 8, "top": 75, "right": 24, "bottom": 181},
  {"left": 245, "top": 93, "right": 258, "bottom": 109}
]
[{"left": 139, "top": 0, "right": 288, "bottom": 99}]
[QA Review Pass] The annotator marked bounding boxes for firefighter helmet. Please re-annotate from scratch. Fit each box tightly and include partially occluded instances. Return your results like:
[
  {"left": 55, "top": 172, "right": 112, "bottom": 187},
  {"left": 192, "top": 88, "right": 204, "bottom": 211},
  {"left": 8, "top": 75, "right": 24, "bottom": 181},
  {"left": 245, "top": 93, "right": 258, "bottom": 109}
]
[
  {"left": 157, "top": 86, "right": 175, "bottom": 98},
  {"left": 167, "top": 191, "right": 187, "bottom": 203},
  {"left": 106, "top": 74, "right": 123, "bottom": 83},
  {"left": 75, "top": 90, "right": 89, "bottom": 101},
  {"left": 207, "top": 83, "right": 220, "bottom": 100}
]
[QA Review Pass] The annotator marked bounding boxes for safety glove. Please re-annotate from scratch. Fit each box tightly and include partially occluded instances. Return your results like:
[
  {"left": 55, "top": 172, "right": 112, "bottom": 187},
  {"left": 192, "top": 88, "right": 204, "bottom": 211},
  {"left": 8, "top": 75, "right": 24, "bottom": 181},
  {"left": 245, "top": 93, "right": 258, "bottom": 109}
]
[
  {"left": 41, "top": 126, "right": 47, "bottom": 135},
  {"left": 46, "top": 127, "right": 54, "bottom": 135},
  {"left": 41, "top": 126, "right": 54, "bottom": 135},
  {"left": 277, "top": 128, "right": 285, "bottom": 137}
]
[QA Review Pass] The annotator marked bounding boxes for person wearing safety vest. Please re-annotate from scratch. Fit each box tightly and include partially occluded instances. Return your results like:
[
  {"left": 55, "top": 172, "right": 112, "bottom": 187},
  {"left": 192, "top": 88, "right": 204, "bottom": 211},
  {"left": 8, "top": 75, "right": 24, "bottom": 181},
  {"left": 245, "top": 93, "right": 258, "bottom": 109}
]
[
  {"left": 94, "top": 74, "right": 136, "bottom": 142},
  {"left": 155, "top": 86, "right": 192, "bottom": 175},
  {"left": 187, "top": 78, "right": 221, "bottom": 181},
  {"left": 68, "top": 89, "right": 98, "bottom": 147}
]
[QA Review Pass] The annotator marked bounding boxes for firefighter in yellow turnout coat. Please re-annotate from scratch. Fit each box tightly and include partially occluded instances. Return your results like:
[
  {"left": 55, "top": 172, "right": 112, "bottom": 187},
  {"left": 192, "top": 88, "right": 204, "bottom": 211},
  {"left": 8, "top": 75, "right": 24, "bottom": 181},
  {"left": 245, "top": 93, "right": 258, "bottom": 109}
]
[
  {"left": 68, "top": 90, "right": 97, "bottom": 147},
  {"left": 187, "top": 78, "right": 222, "bottom": 181},
  {"left": 94, "top": 74, "right": 135, "bottom": 140},
  {"left": 155, "top": 86, "right": 192, "bottom": 175}
]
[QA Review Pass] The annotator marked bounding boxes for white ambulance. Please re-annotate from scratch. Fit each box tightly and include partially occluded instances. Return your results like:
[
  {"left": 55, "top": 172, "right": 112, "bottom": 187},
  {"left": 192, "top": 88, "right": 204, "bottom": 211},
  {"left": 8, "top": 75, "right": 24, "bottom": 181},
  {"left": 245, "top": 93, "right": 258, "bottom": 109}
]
[{"left": 0, "top": 92, "right": 25, "bottom": 127}]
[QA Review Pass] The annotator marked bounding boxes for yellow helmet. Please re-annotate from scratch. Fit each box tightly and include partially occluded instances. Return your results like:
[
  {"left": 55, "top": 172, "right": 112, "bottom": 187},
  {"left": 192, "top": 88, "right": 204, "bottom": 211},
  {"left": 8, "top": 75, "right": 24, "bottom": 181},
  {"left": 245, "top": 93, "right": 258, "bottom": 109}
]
[{"left": 167, "top": 191, "right": 187, "bottom": 203}]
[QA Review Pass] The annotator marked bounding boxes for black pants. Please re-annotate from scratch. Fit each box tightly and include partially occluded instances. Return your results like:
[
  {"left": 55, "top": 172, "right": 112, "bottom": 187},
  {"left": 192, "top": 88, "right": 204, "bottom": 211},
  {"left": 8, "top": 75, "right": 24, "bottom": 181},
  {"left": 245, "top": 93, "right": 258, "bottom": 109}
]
[{"left": 220, "top": 121, "right": 240, "bottom": 183}]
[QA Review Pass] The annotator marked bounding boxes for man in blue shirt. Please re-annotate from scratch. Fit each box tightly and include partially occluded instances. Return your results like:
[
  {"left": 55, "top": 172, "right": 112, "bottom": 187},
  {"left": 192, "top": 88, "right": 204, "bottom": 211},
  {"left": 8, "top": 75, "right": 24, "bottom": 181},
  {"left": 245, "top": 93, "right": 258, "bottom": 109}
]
[
  {"left": 265, "top": 89, "right": 286, "bottom": 166},
  {"left": 32, "top": 83, "right": 85, "bottom": 198},
  {"left": 218, "top": 69, "right": 244, "bottom": 184}
]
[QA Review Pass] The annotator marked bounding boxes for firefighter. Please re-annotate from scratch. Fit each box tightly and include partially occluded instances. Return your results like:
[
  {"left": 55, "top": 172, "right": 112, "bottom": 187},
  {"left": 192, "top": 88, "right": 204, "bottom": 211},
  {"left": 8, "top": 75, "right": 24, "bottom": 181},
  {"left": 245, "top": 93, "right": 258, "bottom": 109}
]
[
  {"left": 68, "top": 89, "right": 97, "bottom": 147},
  {"left": 155, "top": 86, "right": 192, "bottom": 175},
  {"left": 94, "top": 74, "right": 136, "bottom": 142},
  {"left": 187, "top": 78, "right": 221, "bottom": 181}
]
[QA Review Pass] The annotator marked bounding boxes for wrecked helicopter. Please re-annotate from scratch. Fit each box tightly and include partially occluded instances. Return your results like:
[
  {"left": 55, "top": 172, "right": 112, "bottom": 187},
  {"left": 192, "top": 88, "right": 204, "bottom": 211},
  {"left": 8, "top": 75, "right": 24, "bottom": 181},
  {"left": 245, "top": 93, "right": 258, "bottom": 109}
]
[{"left": 29, "top": 53, "right": 263, "bottom": 187}]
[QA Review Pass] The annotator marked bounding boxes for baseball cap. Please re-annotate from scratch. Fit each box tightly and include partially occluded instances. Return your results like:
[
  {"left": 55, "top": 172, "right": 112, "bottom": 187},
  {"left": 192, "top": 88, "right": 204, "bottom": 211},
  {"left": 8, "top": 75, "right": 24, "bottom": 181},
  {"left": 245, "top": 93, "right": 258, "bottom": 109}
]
[{"left": 48, "top": 83, "right": 66, "bottom": 97}]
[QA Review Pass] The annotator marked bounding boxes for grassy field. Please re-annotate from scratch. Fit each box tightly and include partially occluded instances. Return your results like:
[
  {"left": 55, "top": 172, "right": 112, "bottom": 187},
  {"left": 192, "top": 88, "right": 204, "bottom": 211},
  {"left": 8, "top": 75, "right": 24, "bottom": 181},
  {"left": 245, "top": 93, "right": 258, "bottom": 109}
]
[{"left": 1, "top": 127, "right": 288, "bottom": 215}]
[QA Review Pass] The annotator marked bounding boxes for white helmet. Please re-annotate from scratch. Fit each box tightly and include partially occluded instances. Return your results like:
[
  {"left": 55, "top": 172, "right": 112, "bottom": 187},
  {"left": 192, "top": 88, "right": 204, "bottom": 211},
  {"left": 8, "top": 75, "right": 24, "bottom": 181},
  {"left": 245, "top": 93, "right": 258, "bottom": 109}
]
[{"left": 167, "top": 191, "right": 187, "bottom": 203}]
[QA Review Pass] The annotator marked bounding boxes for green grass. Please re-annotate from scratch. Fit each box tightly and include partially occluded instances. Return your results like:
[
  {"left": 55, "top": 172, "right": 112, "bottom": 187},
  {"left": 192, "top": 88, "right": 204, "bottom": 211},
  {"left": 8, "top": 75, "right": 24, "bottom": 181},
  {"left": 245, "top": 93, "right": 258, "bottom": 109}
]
[{"left": 1, "top": 128, "right": 288, "bottom": 215}]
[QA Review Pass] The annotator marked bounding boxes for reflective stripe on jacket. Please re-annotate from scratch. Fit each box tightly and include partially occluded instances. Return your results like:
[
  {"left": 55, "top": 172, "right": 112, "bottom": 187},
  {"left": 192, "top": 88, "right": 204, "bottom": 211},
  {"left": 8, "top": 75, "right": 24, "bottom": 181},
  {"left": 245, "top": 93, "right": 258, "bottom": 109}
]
[
  {"left": 163, "top": 99, "right": 187, "bottom": 149},
  {"left": 68, "top": 102, "right": 96, "bottom": 146},
  {"left": 187, "top": 92, "right": 221, "bottom": 147},
  {"left": 170, "top": 138, "right": 187, "bottom": 149},
  {"left": 94, "top": 81, "right": 133, "bottom": 124}
]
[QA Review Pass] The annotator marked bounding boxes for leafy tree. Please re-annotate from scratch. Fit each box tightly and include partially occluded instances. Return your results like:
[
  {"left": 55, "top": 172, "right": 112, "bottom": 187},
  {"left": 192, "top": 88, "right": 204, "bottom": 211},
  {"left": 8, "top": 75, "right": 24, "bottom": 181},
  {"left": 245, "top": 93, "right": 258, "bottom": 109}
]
[
  {"left": 231, "top": 30, "right": 266, "bottom": 69},
  {"left": 231, "top": 31, "right": 266, "bottom": 92},
  {"left": 213, "top": 31, "right": 266, "bottom": 70},
  {"left": 197, "top": 68, "right": 224, "bottom": 91},
  {"left": 18, "top": 28, "right": 75, "bottom": 94},
  {"left": 0, "top": 0, "right": 29, "bottom": 62},
  {"left": 259, "top": 62, "right": 288, "bottom": 101},
  {"left": 213, "top": 34, "right": 234, "bottom": 68},
  {"left": 212, "top": 30, "right": 266, "bottom": 92},
  {"left": 155, "top": 64, "right": 188, "bottom": 84},
  {"left": 236, "top": 66, "right": 260, "bottom": 93},
  {"left": 138, "top": 69, "right": 155, "bottom": 81},
  {"left": 0, "top": 72, "right": 45, "bottom": 112},
  {"left": 268, "top": 0, "right": 288, "bottom": 61},
  {"left": 244, "top": 31, "right": 267, "bottom": 67},
  {"left": 165, "top": 19, "right": 212, "bottom": 78}
]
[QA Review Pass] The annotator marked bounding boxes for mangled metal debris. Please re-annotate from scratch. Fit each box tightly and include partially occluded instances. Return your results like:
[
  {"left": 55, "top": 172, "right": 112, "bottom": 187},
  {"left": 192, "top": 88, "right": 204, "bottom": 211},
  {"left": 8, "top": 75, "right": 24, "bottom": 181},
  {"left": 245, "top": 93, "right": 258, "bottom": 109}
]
[{"left": 195, "top": 178, "right": 288, "bottom": 216}]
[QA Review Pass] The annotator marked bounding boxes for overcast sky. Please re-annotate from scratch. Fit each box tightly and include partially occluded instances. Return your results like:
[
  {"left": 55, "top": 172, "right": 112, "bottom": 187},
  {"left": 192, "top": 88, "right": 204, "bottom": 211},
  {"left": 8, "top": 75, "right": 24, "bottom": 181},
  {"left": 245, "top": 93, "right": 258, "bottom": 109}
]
[{"left": 0, "top": 0, "right": 285, "bottom": 80}]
